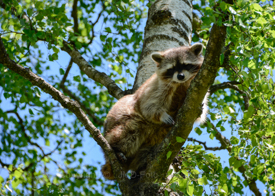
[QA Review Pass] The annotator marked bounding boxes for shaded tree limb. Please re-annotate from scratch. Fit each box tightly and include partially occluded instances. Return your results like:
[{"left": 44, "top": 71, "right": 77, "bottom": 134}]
[
  {"left": 6, "top": 110, "right": 46, "bottom": 155},
  {"left": 23, "top": 139, "right": 64, "bottom": 171},
  {"left": 142, "top": 21, "right": 228, "bottom": 183},
  {"left": 210, "top": 81, "right": 241, "bottom": 94},
  {"left": 187, "top": 138, "right": 226, "bottom": 151},
  {"left": 208, "top": 120, "right": 261, "bottom": 196},
  {"left": 6, "top": 108, "right": 65, "bottom": 160},
  {"left": 60, "top": 58, "right": 74, "bottom": 85},
  {"left": 31, "top": 170, "right": 35, "bottom": 196},
  {"left": 60, "top": 41, "right": 125, "bottom": 99},
  {"left": 71, "top": 0, "right": 79, "bottom": 34},
  {"left": 0, "top": 37, "right": 130, "bottom": 192},
  {"left": 59, "top": 59, "right": 104, "bottom": 126},
  {"left": 87, "top": 1, "right": 106, "bottom": 45},
  {"left": 0, "top": 159, "right": 10, "bottom": 168},
  {"left": 220, "top": 42, "right": 232, "bottom": 68},
  {"left": 210, "top": 81, "right": 250, "bottom": 110}
]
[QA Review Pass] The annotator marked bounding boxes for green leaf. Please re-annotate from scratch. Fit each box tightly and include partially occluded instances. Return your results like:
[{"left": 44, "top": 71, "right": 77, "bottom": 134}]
[
  {"left": 73, "top": 76, "right": 81, "bottom": 82},
  {"left": 14, "top": 169, "right": 23, "bottom": 179},
  {"left": 0, "top": 176, "right": 4, "bottom": 184},
  {"left": 59, "top": 68, "right": 65, "bottom": 75},
  {"left": 45, "top": 138, "right": 50, "bottom": 146},
  {"left": 195, "top": 127, "right": 202, "bottom": 135},
  {"left": 198, "top": 176, "right": 208, "bottom": 185},
  {"left": 219, "top": 2, "right": 227, "bottom": 11},
  {"left": 221, "top": 184, "right": 228, "bottom": 194},
  {"left": 52, "top": 53, "right": 58, "bottom": 60},
  {"left": 250, "top": 4, "right": 262, "bottom": 11},
  {"left": 250, "top": 155, "right": 256, "bottom": 164},
  {"left": 230, "top": 136, "right": 239, "bottom": 145},
  {"left": 53, "top": 47, "right": 59, "bottom": 53},
  {"left": 247, "top": 105, "right": 255, "bottom": 118},
  {"left": 176, "top": 137, "right": 185, "bottom": 143},
  {"left": 166, "top": 151, "right": 172, "bottom": 159},
  {"left": 29, "top": 109, "right": 34, "bottom": 115},
  {"left": 167, "top": 169, "right": 173, "bottom": 176},
  {"left": 12, "top": 178, "right": 22, "bottom": 189},
  {"left": 105, "top": 27, "right": 112, "bottom": 33},
  {"left": 187, "top": 183, "right": 194, "bottom": 196}
]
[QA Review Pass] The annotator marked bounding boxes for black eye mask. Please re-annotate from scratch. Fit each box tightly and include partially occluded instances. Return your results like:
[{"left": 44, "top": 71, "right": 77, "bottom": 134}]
[
  {"left": 164, "top": 62, "right": 200, "bottom": 78},
  {"left": 175, "top": 61, "right": 199, "bottom": 72}
]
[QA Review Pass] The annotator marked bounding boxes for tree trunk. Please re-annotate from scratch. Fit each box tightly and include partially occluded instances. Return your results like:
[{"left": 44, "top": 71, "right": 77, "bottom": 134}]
[
  {"left": 133, "top": 0, "right": 193, "bottom": 91},
  {"left": 121, "top": 0, "right": 193, "bottom": 195}
]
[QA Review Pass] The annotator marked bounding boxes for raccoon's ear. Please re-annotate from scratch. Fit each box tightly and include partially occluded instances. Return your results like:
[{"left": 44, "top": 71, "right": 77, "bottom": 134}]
[
  {"left": 191, "top": 43, "right": 203, "bottom": 56},
  {"left": 151, "top": 52, "right": 164, "bottom": 65}
]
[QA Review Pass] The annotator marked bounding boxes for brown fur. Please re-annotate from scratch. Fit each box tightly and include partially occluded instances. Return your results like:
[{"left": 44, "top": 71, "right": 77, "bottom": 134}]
[{"left": 101, "top": 43, "right": 205, "bottom": 180}]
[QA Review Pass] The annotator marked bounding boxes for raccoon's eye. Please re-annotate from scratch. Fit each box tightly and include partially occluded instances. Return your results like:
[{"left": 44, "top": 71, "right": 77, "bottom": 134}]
[
  {"left": 166, "top": 68, "right": 174, "bottom": 76},
  {"left": 185, "top": 64, "right": 194, "bottom": 70}
]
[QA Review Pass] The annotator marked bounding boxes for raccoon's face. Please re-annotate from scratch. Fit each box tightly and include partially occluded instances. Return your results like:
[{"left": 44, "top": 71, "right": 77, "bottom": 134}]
[{"left": 151, "top": 43, "right": 204, "bottom": 84}]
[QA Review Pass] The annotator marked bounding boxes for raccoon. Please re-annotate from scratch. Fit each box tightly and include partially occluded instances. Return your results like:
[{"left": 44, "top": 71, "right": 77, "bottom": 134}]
[{"left": 101, "top": 43, "right": 206, "bottom": 180}]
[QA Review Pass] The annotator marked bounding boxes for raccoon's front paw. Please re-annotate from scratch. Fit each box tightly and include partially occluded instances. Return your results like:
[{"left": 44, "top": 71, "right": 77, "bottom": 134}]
[
  {"left": 116, "top": 152, "right": 127, "bottom": 163},
  {"left": 160, "top": 112, "right": 175, "bottom": 125}
]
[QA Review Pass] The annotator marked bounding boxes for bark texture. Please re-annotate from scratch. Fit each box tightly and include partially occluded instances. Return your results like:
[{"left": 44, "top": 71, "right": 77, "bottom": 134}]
[{"left": 133, "top": 0, "right": 193, "bottom": 91}]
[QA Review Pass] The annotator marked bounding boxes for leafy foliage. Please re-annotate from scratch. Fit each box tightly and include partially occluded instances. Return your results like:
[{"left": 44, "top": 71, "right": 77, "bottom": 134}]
[
  {"left": 0, "top": 0, "right": 275, "bottom": 195},
  {"left": 0, "top": 0, "right": 146, "bottom": 195}
]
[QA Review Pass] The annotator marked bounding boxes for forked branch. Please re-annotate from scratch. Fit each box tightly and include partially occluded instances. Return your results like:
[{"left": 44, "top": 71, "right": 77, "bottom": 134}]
[{"left": 0, "top": 37, "right": 130, "bottom": 191}]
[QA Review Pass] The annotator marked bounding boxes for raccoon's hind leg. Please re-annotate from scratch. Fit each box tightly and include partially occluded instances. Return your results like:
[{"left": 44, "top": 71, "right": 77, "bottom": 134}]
[
  {"left": 101, "top": 151, "right": 128, "bottom": 180},
  {"left": 105, "top": 121, "right": 145, "bottom": 158}
]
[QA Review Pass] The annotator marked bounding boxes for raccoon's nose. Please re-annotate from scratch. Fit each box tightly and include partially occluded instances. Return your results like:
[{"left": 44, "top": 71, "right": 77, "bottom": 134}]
[{"left": 177, "top": 73, "right": 185, "bottom": 80}]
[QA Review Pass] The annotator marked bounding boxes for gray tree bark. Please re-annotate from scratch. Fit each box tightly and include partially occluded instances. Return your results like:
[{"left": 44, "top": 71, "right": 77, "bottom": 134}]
[{"left": 133, "top": 0, "right": 193, "bottom": 91}]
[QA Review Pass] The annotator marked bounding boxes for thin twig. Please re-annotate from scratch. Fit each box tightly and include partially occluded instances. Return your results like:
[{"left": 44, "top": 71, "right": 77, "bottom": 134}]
[
  {"left": 59, "top": 59, "right": 104, "bottom": 126},
  {"left": 6, "top": 110, "right": 46, "bottom": 155},
  {"left": 210, "top": 81, "right": 250, "bottom": 110},
  {"left": 187, "top": 138, "right": 226, "bottom": 151},
  {"left": 71, "top": 0, "right": 79, "bottom": 34}
]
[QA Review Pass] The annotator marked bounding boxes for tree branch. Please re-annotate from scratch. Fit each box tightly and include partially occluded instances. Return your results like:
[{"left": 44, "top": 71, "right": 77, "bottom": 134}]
[
  {"left": 59, "top": 59, "right": 104, "bottom": 126},
  {"left": 0, "top": 37, "right": 130, "bottom": 191},
  {"left": 0, "top": 159, "right": 10, "bottom": 168},
  {"left": 60, "top": 41, "right": 125, "bottom": 99},
  {"left": 6, "top": 110, "right": 46, "bottom": 155},
  {"left": 210, "top": 81, "right": 250, "bottom": 110},
  {"left": 187, "top": 138, "right": 226, "bottom": 151},
  {"left": 71, "top": 0, "right": 79, "bottom": 34},
  {"left": 88, "top": 3, "right": 105, "bottom": 45}
]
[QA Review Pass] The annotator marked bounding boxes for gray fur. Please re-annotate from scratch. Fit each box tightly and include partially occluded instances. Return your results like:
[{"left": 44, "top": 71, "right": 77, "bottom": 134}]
[{"left": 101, "top": 44, "right": 207, "bottom": 180}]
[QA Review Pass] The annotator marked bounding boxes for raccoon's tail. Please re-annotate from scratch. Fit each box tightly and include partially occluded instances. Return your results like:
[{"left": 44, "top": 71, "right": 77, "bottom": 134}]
[
  {"left": 196, "top": 91, "right": 209, "bottom": 124},
  {"left": 101, "top": 161, "right": 115, "bottom": 180}
]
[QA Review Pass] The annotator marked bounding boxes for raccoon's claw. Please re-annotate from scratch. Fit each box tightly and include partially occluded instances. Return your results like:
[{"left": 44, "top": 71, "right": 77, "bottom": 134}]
[
  {"left": 160, "top": 112, "right": 175, "bottom": 125},
  {"left": 116, "top": 152, "right": 127, "bottom": 163}
]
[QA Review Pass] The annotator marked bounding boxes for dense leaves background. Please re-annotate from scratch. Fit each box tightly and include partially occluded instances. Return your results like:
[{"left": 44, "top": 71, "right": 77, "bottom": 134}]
[{"left": 0, "top": 0, "right": 274, "bottom": 195}]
